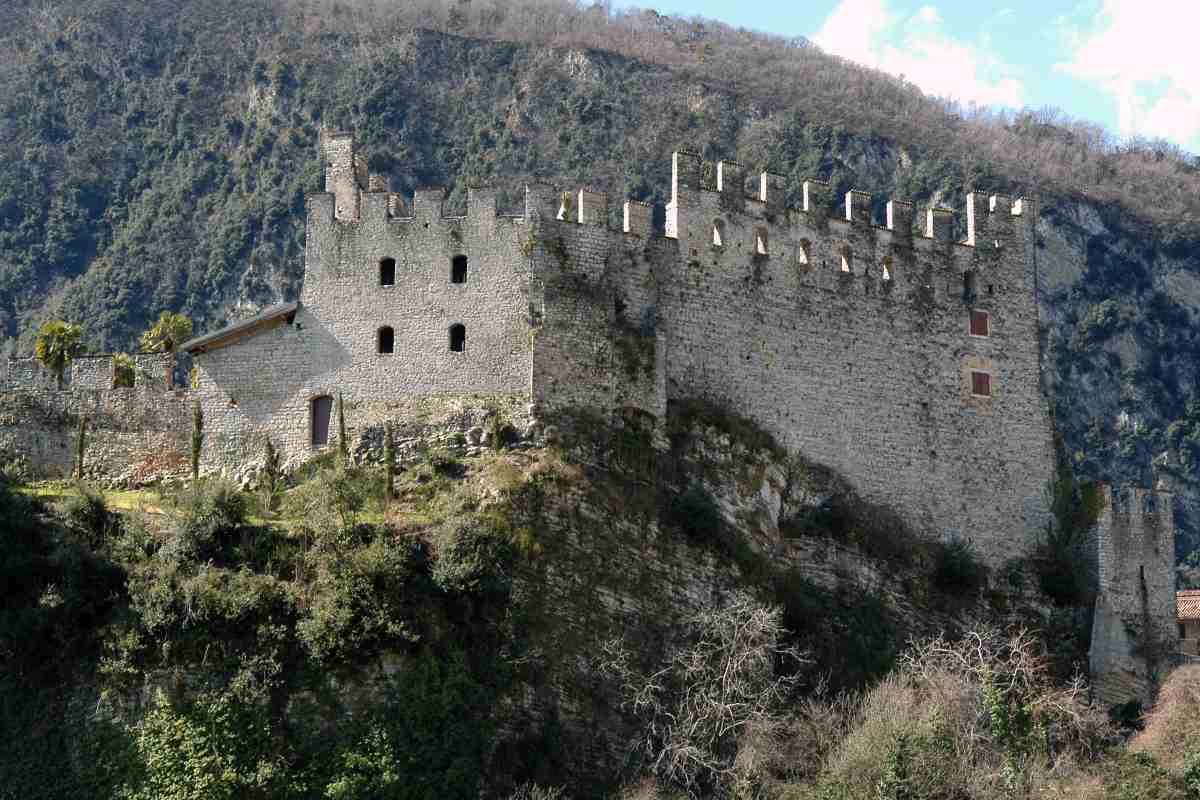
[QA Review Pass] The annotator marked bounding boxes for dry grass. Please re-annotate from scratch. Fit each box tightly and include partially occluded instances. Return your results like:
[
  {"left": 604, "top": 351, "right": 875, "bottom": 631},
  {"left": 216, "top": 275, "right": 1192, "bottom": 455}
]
[{"left": 1132, "top": 664, "right": 1200, "bottom": 775}]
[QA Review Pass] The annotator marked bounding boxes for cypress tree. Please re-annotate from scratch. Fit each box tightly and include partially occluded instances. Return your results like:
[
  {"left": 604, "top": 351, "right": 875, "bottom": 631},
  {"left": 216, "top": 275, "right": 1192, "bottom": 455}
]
[
  {"left": 383, "top": 421, "right": 396, "bottom": 500},
  {"left": 74, "top": 414, "right": 88, "bottom": 481},
  {"left": 191, "top": 399, "right": 204, "bottom": 482},
  {"left": 262, "top": 437, "right": 282, "bottom": 511},
  {"left": 337, "top": 392, "right": 349, "bottom": 465}
]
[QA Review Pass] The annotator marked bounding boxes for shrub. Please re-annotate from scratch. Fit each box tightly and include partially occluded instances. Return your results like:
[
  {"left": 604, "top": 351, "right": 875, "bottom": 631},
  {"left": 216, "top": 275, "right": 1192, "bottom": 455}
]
[
  {"left": 61, "top": 483, "right": 118, "bottom": 550},
  {"left": 284, "top": 464, "right": 378, "bottom": 552},
  {"left": 112, "top": 353, "right": 136, "bottom": 388},
  {"left": 815, "top": 627, "right": 1112, "bottom": 799},
  {"left": 118, "top": 690, "right": 290, "bottom": 800},
  {"left": 297, "top": 538, "right": 423, "bottom": 665},
  {"left": 322, "top": 650, "right": 494, "bottom": 800},
  {"left": 667, "top": 483, "right": 722, "bottom": 544},
  {"left": 932, "top": 536, "right": 987, "bottom": 596},
  {"left": 597, "top": 592, "right": 808, "bottom": 797},
  {"left": 159, "top": 479, "right": 248, "bottom": 564},
  {"left": 432, "top": 512, "right": 518, "bottom": 597}
]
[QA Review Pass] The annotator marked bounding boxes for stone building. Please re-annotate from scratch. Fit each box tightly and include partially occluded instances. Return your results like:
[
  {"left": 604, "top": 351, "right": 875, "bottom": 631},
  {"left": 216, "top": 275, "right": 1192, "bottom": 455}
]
[
  {"left": 177, "top": 131, "right": 1055, "bottom": 566},
  {"left": 1178, "top": 590, "right": 1200, "bottom": 657}
]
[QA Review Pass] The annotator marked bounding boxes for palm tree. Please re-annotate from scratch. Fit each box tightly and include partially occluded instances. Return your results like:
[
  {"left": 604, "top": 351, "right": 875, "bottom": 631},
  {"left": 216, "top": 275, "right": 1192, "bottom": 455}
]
[
  {"left": 139, "top": 311, "right": 193, "bottom": 388},
  {"left": 139, "top": 311, "right": 193, "bottom": 353},
  {"left": 34, "top": 320, "right": 83, "bottom": 389}
]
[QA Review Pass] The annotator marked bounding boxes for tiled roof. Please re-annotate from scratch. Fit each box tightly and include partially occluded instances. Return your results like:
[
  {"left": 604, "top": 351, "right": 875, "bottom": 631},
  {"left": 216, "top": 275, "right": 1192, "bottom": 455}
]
[
  {"left": 181, "top": 303, "right": 299, "bottom": 354},
  {"left": 1179, "top": 590, "right": 1200, "bottom": 621}
]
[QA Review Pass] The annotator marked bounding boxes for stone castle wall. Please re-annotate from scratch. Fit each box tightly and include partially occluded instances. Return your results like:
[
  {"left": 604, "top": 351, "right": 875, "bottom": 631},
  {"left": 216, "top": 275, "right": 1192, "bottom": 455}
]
[
  {"left": 1089, "top": 483, "right": 1178, "bottom": 706},
  {"left": 0, "top": 352, "right": 191, "bottom": 483},
  {"left": 659, "top": 153, "right": 1054, "bottom": 565},
  {"left": 4, "top": 132, "right": 1056, "bottom": 571}
]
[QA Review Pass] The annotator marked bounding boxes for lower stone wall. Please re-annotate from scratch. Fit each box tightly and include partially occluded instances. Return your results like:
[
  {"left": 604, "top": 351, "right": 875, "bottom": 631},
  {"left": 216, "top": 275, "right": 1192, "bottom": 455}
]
[{"left": 0, "top": 387, "right": 193, "bottom": 484}]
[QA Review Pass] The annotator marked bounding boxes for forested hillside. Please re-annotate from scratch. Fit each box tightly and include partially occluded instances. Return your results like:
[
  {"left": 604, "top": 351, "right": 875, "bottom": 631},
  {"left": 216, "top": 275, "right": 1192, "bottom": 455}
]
[{"left": 1, "top": 0, "right": 1199, "bottom": 555}]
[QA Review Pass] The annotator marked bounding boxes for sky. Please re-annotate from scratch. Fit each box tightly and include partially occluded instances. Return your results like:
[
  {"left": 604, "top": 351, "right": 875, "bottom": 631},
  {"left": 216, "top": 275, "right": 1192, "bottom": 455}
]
[{"left": 610, "top": 0, "right": 1200, "bottom": 156}]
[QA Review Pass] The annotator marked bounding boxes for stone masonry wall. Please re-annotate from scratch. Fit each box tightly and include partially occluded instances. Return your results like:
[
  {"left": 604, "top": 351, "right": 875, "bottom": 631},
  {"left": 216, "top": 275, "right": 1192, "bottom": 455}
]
[
  {"left": 0, "top": 352, "right": 190, "bottom": 483},
  {"left": 186, "top": 138, "right": 1055, "bottom": 566},
  {"left": 525, "top": 186, "right": 667, "bottom": 423},
  {"left": 192, "top": 174, "right": 535, "bottom": 470},
  {"left": 10, "top": 135, "right": 1057, "bottom": 574},
  {"left": 659, "top": 153, "right": 1055, "bottom": 565},
  {"left": 1089, "top": 483, "right": 1178, "bottom": 706}
]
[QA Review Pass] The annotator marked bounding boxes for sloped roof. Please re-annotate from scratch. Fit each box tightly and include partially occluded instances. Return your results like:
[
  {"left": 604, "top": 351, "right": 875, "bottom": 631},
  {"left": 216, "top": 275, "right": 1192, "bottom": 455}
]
[
  {"left": 181, "top": 302, "right": 299, "bottom": 354},
  {"left": 1179, "top": 590, "right": 1200, "bottom": 621}
]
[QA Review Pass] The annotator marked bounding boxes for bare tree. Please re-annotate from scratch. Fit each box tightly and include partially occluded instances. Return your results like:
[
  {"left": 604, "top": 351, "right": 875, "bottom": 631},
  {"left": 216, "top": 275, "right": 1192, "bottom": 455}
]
[{"left": 597, "top": 592, "right": 809, "bottom": 797}]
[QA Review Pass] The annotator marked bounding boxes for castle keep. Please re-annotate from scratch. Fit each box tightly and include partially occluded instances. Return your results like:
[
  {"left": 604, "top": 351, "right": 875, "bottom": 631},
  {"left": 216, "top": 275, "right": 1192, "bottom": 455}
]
[{"left": 0, "top": 131, "right": 1178, "bottom": 701}]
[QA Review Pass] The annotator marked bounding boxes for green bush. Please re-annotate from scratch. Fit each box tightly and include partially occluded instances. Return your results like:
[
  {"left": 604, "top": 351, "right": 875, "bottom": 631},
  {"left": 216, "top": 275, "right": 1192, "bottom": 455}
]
[
  {"left": 298, "top": 538, "right": 424, "bottom": 665},
  {"left": 118, "top": 691, "right": 291, "bottom": 800},
  {"left": 160, "top": 479, "right": 249, "bottom": 564},
  {"left": 432, "top": 512, "right": 519, "bottom": 597},
  {"left": 285, "top": 464, "right": 383, "bottom": 553},
  {"left": 667, "top": 483, "right": 722, "bottom": 544},
  {"left": 323, "top": 650, "right": 494, "bottom": 800},
  {"left": 61, "top": 483, "right": 118, "bottom": 550},
  {"left": 932, "top": 536, "right": 987, "bottom": 596}
]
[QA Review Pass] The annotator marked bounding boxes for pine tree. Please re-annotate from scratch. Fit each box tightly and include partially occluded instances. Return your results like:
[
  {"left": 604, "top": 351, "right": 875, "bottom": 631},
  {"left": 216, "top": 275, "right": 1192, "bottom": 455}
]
[
  {"left": 74, "top": 414, "right": 88, "bottom": 481},
  {"left": 191, "top": 399, "right": 204, "bottom": 482}
]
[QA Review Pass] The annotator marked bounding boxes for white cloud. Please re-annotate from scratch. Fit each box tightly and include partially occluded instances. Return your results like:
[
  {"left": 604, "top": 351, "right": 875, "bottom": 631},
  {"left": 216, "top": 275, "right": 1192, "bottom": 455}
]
[
  {"left": 812, "top": 0, "right": 1025, "bottom": 109},
  {"left": 1056, "top": 1, "right": 1200, "bottom": 150}
]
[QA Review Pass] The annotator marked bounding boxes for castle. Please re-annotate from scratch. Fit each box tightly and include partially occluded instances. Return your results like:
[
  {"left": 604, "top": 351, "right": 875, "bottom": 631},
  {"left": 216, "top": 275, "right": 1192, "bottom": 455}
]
[{"left": 0, "top": 131, "right": 1177, "bottom": 704}]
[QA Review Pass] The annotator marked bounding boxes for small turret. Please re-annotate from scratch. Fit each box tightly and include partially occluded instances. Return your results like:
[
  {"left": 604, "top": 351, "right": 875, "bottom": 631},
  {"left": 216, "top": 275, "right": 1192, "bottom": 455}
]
[{"left": 321, "top": 131, "right": 362, "bottom": 222}]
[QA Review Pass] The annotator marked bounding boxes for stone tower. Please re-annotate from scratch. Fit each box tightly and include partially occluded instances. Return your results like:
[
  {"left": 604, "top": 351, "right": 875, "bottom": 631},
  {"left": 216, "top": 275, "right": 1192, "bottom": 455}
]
[{"left": 1089, "top": 481, "right": 1178, "bottom": 707}]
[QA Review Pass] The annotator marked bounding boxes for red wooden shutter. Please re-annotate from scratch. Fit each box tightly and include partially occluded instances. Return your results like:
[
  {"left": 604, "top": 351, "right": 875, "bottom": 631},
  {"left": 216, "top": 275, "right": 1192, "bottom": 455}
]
[
  {"left": 971, "top": 371, "right": 991, "bottom": 397},
  {"left": 970, "top": 310, "right": 990, "bottom": 336}
]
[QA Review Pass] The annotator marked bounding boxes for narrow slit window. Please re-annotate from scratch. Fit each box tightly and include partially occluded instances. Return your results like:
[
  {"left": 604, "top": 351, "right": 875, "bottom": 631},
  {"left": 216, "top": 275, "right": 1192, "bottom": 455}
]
[
  {"left": 963, "top": 270, "right": 978, "bottom": 301},
  {"left": 881, "top": 256, "right": 893, "bottom": 281},
  {"left": 712, "top": 219, "right": 726, "bottom": 248},
  {"left": 311, "top": 395, "right": 333, "bottom": 446},
  {"left": 379, "top": 258, "right": 396, "bottom": 287},
  {"left": 449, "top": 323, "right": 466, "bottom": 353},
  {"left": 451, "top": 255, "right": 468, "bottom": 284},
  {"left": 970, "top": 371, "right": 991, "bottom": 397},
  {"left": 840, "top": 246, "right": 852, "bottom": 273},
  {"left": 797, "top": 238, "right": 811, "bottom": 265},
  {"left": 970, "top": 310, "right": 990, "bottom": 337},
  {"left": 377, "top": 326, "right": 395, "bottom": 354},
  {"left": 755, "top": 226, "right": 769, "bottom": 255}
]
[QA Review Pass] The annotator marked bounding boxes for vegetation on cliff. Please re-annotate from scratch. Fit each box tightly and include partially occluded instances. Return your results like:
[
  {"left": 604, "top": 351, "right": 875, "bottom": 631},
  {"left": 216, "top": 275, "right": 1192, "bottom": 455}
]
[{"left": 0, "top": 402, "right": 1189, "bottom": 798}]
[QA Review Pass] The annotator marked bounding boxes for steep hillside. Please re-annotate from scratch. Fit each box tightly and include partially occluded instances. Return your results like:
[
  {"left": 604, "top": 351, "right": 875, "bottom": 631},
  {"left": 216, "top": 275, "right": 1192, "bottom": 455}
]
[
  {"left": 1, "top": 0, "right": 1198, "bottom": 557},
  {"left": 0, "top": 401, "right": 1100, "bottom": 797}
]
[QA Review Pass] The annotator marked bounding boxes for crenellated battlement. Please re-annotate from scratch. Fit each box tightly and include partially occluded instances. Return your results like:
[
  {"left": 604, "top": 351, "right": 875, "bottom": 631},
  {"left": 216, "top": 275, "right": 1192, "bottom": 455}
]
[
  {"left": 313, "top": 140, "right": 1030, "bottom": 260},
  {"left": 0, "top": 352, "right": 175, "bottom": 393}
]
